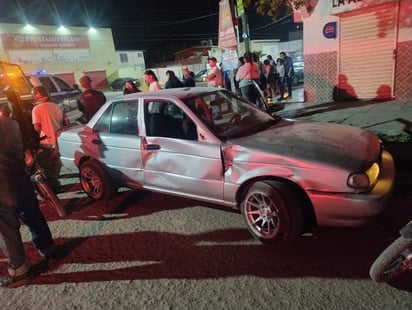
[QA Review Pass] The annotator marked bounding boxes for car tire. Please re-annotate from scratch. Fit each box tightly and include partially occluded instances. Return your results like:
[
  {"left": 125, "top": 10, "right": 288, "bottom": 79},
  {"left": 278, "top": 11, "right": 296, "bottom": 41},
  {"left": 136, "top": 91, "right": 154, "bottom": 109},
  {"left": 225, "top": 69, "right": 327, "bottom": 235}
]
[
  {"left": 79, "top": 159, "right": 118, "bottom": 201},
  {"left": 369, "top": 236, "right": 412, "bottom": 283},
  {"left": 241, "top": 180, "right": 303, "bottom": 245}
]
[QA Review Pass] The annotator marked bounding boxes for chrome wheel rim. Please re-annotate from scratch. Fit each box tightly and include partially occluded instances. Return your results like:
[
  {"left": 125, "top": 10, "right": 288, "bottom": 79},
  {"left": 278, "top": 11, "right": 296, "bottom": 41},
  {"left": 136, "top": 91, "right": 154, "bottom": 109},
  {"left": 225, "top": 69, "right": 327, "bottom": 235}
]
[
  {"left": 81, "top": 167, "right": 103, "bottom": 199},
  {"left": 244, "top": 191, "right": 280, "bottom": 239}
]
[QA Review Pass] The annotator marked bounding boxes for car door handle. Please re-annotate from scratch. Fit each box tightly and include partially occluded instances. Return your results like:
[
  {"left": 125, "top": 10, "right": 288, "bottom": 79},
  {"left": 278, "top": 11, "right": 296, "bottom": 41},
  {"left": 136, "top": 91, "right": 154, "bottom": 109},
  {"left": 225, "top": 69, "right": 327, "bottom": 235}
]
[
  {"left": 144, "top": 144, "right": 160, "bottom": 150},
  {"left": 91, "top": 139, "right": 102, "bottom": 145}
]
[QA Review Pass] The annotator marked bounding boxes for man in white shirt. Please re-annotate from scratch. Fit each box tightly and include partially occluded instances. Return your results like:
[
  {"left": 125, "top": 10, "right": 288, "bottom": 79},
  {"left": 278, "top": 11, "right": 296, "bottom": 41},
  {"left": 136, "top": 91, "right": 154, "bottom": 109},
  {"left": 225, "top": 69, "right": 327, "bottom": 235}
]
[
  {"left": 206, "top": 57, "right": 223, "bottom": 119},
  {"left": 31, "top": 85, "right": 64, "bottom": 191}
]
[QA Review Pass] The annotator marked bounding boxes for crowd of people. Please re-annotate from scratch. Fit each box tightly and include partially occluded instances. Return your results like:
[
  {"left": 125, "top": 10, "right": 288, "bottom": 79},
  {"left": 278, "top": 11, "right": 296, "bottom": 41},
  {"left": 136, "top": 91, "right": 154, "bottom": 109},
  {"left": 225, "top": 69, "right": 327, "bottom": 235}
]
[
  {"left": 235, "top": 51, "right": 295, "bottom": 106},
  {"left": 135, "top": 50, "right": 295, "bottom": 108},
  {"left": 137, "top": 51, "right": 295, "bottom": 110}
]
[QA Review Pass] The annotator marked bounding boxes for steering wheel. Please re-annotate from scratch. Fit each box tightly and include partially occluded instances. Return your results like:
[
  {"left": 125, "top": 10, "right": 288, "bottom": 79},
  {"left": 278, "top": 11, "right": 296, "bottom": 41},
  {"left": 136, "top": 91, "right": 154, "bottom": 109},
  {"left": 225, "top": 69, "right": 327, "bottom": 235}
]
[{"left": 227, "top": 113, "right": 241, "bottom": 128}]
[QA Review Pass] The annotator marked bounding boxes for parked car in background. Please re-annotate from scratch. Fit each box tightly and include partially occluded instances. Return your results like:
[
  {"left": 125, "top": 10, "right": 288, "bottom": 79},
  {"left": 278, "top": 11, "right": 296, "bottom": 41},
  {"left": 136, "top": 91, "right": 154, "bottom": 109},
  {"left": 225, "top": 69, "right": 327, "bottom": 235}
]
[
  {"left": 293, "top": 62, "right": 304, "bottom": 86},
  {"left": 58, "top": 87, "right": 395, "bottom": 245},
  {"left": 194, "top": 69, "right": 208, "bottom": 83},
  {"left": 109, "top": 77, "right": 140, "bottom": 92},
  {"left": 27, "top": 73, "right": 82, "bottom": 123}
]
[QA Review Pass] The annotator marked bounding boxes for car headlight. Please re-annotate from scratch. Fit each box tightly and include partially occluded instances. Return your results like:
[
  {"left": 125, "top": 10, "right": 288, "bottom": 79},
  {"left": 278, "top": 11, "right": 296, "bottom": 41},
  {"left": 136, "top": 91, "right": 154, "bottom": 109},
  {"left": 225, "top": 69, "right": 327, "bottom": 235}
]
[{"left": 347, "top": 162, "right": 380, "bottom": 190}]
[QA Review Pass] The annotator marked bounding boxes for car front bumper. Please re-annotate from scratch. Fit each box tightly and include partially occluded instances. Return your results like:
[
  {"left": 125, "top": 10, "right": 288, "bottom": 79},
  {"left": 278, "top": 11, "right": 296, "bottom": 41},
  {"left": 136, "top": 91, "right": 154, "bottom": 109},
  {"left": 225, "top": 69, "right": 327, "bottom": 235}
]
[{"left": 308, "top": 150, "right": 396, "bottom": 227}]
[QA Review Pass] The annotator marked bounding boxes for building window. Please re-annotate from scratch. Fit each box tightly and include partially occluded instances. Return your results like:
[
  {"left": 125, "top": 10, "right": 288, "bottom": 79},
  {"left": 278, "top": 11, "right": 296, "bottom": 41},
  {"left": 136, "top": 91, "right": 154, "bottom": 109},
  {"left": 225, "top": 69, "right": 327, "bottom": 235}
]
[
  {"left": 119, "top": 53, "right": 128, "bottom": 63},
  {"left": 137, "top": 52, "right": 143, "bottom": 58}
]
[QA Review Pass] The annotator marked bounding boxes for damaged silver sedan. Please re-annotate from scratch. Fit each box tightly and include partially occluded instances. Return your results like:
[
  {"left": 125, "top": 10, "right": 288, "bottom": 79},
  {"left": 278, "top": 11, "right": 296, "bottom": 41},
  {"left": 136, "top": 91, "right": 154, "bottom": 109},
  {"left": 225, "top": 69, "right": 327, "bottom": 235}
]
[{"left": 57, "top": 87, "right": 395, "bottom": 245}]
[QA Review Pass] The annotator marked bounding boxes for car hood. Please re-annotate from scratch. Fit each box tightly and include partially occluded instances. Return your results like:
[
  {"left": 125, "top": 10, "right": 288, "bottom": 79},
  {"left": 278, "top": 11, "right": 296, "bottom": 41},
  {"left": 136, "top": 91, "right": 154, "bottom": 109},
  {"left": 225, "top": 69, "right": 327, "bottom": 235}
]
[{"left": 230, "top": 119, "right": 381, "bottom": 170}]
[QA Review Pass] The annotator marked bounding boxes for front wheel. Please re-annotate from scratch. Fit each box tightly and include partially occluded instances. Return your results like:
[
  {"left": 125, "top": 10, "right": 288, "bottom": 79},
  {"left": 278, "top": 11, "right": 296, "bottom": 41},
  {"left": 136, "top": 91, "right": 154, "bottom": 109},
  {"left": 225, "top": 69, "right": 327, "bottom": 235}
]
[
  {"left": 79, "top": 160, "right": 117, "bottom": 201},
  {"left": 241, "top": 180, "right": 303, "bottom": 245},
  {"left": 369, "top": 236, "right": 412, "bottom": 283}
]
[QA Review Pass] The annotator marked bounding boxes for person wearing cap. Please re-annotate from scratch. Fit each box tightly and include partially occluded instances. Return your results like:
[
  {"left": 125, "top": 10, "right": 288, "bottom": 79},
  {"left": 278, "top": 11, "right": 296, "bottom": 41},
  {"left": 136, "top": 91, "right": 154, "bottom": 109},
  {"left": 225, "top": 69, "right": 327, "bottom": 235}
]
[
  {"left": 182, "top": 66, "right": 195, "bottom": 87},
  {"left": 78, "top": 75, "right": 106, "bottom": 122}
]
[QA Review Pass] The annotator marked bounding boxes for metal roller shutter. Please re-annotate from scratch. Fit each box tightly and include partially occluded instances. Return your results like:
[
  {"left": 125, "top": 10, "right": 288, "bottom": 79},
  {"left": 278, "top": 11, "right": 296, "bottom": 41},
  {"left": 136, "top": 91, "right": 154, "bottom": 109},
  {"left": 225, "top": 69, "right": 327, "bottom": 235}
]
[{"left": 339, "top": 3, "right": 397, "bottom": 100}]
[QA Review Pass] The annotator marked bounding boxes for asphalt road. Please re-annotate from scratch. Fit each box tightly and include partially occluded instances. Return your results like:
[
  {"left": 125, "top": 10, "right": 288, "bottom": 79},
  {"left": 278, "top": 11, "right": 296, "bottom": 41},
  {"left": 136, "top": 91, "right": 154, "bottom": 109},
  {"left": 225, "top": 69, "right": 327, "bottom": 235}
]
[{"left": 3, "top": 162, "right": 408, "bottom": 310}]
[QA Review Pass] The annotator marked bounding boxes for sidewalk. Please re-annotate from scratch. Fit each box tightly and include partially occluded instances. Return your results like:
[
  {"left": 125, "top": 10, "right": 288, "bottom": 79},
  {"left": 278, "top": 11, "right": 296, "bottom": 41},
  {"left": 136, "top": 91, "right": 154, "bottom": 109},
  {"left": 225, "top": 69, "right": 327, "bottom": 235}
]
[
  {"left": 273, "top": 87, "right": 412, "bottom": 139},
  {"left": 272, "top": 86, "right": 412, "bottom": 165}
]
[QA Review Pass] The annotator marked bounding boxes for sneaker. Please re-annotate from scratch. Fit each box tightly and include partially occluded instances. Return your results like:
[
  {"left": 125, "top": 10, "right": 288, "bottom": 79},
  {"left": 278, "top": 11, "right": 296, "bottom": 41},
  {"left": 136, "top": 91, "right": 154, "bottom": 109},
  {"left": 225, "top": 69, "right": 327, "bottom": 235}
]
[{"left": 0, "top": 264, "right": 32, "bottom": 288}]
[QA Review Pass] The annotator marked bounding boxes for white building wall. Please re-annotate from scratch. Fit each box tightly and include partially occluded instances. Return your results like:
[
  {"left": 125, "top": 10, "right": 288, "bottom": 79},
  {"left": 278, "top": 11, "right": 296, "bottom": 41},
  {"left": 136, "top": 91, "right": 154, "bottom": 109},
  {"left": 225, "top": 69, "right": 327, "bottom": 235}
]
[{"left": 0, "top": 23, "right": 118, "bottom": 86}]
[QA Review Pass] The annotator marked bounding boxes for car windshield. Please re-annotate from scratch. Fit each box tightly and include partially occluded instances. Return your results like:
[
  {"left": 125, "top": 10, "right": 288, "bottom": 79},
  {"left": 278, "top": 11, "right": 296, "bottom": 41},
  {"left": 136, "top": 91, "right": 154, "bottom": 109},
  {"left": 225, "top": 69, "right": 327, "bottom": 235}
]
[{"left": 182, "top": 89, "right": 279, "bottom": 140}]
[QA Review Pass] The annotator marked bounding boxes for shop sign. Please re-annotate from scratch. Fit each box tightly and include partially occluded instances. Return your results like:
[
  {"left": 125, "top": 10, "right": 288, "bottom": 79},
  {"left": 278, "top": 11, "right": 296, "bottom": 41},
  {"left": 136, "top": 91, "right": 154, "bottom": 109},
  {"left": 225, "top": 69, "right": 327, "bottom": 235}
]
[
  {"left": 218, "top": 0, "right": 237, "bottom": 49},
  {"left": 329, "top": 0, "right": 397, "bottom": 14},
  {"left": 323, "top": 22, "right": 337, "bottom": 39},
  {"left": 1, "top": 34, "right": 90, "bottom": 49}
]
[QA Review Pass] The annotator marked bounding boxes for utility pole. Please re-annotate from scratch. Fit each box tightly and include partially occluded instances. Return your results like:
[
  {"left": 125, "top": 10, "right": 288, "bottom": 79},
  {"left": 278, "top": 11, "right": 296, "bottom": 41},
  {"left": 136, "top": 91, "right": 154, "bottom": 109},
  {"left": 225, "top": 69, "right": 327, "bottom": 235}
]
[
  {"left": 241, "top": 13, "right": 250, "bottom": 53},
  {"left": 234, "top": 0, "right": 250, "bottom": 55}
]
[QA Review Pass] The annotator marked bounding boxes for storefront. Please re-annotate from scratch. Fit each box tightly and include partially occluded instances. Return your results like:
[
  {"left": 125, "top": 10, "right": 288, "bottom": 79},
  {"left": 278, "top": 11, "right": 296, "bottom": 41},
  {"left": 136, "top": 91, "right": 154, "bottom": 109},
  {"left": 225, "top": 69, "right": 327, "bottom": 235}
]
[
  {"left": 298, "top": 0, "right": 412, "bottom": 103},
  {"left": 0, "top": 23, "right": 118, "bottom": 89}
]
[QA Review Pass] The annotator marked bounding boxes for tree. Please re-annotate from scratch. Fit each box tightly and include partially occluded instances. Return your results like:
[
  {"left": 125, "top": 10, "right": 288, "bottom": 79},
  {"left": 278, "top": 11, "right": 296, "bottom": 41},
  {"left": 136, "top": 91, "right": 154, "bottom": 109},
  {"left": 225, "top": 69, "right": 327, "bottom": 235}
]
[{"left": 243, "top": 0, "right": 308, "bottom": 20}]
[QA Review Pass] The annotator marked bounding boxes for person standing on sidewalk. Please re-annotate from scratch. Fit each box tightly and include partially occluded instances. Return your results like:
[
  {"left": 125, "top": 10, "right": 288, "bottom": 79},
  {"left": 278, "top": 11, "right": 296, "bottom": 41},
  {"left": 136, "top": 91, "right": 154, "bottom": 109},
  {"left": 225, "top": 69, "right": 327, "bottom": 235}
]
[
  {"left": 0, "top": 101, "right": 56, "bottom": 288},
  {"left": 235, "top": 52, "right": 260, "bottom": 106},
  {"left": 182, "top": 66, "right": 195, "bottom": 87},
  {"left": 78, "top": 75, "right": 106, "bottom": 122},
  {"left": 165, "top": 70, "right": 184, "bottom": 89},
  {"left": 206, "top": 57, "right": 223, "bottom": 119},
  {"left": 144, "top": 70, "right": 162, "bottom": 91},
  {"left": 123, "top": 80, "right": 141, "bottom": 95},
  {"left": 276, "top": 57, "right": 286, "bottom": 101},
  {"left": 280, "top": 51, "right": 294, "bottom": 99}
]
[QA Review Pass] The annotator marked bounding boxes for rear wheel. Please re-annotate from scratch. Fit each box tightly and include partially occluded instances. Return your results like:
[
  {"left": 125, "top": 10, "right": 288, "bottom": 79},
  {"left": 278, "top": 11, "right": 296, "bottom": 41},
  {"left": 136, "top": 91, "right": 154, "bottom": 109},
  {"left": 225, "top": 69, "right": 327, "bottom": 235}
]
[
  {"left": 79, "top": 160, "right": 117, "bottom": 201},
  {"left": 241, "top": 180, "right": 303, "bottom": 245}
]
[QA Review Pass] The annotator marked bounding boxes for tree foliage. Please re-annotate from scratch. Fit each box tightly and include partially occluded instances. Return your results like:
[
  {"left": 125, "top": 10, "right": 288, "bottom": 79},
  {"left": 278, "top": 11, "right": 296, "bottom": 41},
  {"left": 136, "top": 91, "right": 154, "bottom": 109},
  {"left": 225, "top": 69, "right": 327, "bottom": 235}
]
[{"left": 243, "top": 0, "right": 308, "bottom": 20}]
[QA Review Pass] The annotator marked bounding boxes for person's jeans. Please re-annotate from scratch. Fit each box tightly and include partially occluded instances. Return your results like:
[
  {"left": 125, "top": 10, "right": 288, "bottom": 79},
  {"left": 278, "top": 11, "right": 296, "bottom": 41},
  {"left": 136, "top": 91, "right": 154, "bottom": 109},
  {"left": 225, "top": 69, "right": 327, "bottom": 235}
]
[
  {"left": 13, "top": 175, "right": 55, "bottom": 256},
  {"left": 240, "top": 84, "right": 258, "bottom": 107},
  {"left": 0, "top": 204, "right": 26, "bottom": 268},
  {"left": 35, "top": 147, "right": 62, "bottom": 186},
  {"left": 285, "top": 75, "right": 293, "bottom": 97}
]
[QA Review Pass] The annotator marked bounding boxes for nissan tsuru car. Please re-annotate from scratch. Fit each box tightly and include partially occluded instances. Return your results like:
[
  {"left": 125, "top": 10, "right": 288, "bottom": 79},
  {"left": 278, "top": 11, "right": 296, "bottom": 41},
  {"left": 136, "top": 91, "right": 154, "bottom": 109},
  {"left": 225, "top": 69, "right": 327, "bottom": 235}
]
[{"left": 57, "top": 87, "right": 395, "bottom": 245}]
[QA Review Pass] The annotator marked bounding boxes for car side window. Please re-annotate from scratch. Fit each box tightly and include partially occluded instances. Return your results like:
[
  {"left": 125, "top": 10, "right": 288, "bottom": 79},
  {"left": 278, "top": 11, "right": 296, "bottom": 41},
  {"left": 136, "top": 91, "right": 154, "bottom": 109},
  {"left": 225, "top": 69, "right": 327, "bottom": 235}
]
[
  {"left": 53, "top": 77, "right": 72, "bottom": 91},
  {"left": 111, "top": 100, "right": 139, "bottom": 135},
  {"left": 38, "top": 77, "right": 58, "bottom": 93},
  {"left": 94, "top": 106, "right": 112, "bottom": 133},
  {"left": 145, "top": 100, "right": 197, "bottom": 140},
  {"left": 94, "top": 100, "right": 139, "bottom": 135}
]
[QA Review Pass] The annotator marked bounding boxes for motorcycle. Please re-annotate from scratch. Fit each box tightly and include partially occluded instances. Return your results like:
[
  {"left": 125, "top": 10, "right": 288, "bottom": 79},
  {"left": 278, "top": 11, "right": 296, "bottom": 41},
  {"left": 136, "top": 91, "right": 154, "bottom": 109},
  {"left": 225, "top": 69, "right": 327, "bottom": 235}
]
[
  {"left": 369, "top": 220, "right": 412, "bottom": 283},
  {"left": 25, "top": 146, "right": 66, "bottom": 218}
]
